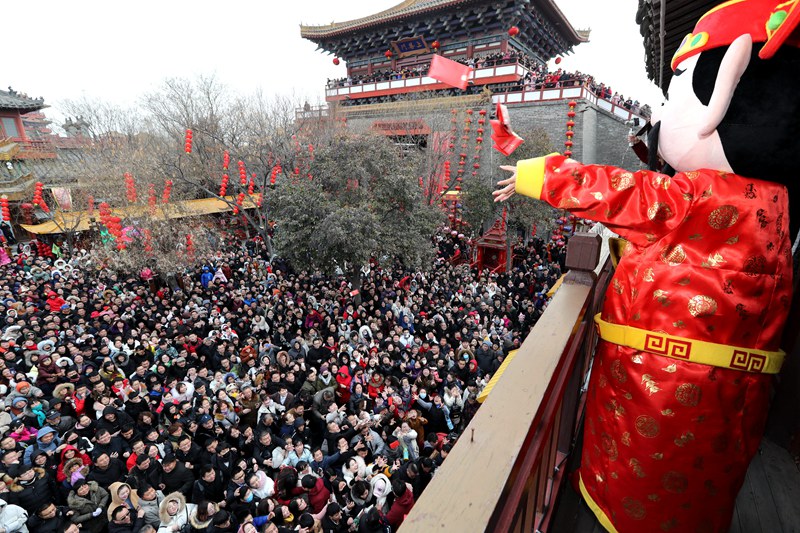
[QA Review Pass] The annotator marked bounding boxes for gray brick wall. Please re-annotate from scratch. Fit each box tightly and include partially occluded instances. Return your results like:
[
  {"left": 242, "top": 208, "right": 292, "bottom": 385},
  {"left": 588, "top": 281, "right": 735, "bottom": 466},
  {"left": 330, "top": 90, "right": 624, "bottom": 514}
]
[{"left": 341, "top": 98, "right": 646, "bottom": 171}]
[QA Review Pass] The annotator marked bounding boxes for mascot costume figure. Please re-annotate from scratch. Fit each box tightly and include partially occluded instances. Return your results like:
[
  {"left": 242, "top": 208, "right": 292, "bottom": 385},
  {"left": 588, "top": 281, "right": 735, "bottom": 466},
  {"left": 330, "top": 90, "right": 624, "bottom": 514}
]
[{"left": 494, "top": 1, "right": 800, "bottom": 531}]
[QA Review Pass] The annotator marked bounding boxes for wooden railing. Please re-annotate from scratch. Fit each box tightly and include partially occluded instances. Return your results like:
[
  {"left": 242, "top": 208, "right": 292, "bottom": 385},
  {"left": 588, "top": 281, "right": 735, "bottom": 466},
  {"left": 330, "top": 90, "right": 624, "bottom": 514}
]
[{"left": 401, "top": 233, "right": 613, "bottom": 533}]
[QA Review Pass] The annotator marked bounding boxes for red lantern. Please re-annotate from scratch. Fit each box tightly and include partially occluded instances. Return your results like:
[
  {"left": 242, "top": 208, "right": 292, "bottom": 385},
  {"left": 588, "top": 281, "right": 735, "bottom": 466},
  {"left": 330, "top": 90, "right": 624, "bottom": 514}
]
[
  {"left": 508, "top": 26, "right": 520, "bottom": 37},
  {"left": 567, "top": 120, "right": 575, "bottom": 128},
  {"left": 333, "top": 57, "right": 340, "bottom": 65},
  {"left": 431, "top": 40, "right": 440, "bottom": 50},
  {"left": 564, "top": 151, "right": 573, "bottom": 157},
  {"left": 162, "top": 180, "right": 173, "bottom": 204},
  {"left": 555, "top": 57, "right": 562, "bottom": 65},
  {"left": 566, "top": 131, "right": 575, "bottom": 138},
  {"left": 384, "top": 49, "right": 393, "bottom": 59},
  {"left": 223, "top": 151, "right": 230, "bottom": 170},
  {"left": 565, "top": 140, "right": 574, "bottom": 148}
]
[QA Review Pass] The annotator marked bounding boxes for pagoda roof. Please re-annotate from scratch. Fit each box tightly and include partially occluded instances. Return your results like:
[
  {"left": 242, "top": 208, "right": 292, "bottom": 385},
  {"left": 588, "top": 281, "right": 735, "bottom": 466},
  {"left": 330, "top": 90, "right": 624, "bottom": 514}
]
[
  {"left": 0, "top": 88, "right": 46, "bottom": 112},
  {"left": 301, "top": 0, "right": 587, "bottom": 45}
]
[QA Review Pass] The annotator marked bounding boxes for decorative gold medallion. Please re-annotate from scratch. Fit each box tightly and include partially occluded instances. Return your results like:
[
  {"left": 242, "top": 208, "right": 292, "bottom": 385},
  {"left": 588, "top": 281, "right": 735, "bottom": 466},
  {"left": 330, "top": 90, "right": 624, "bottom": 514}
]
[
  {"left": 708, "top": 205, "right": 739, "bottom": 229},
  {"left": 621, "top": 497, "right": 646, "bottom": 520},
  {"left": 611, "top": 171, "right": 635, "bottom": 191},
  {"left": 688, "top": 295, "right": 717, "bottom": 317},
  {"left": 635, "top": 415, "right": 660, "bottom": 438},
  {"left": 675, "top": 383, "right": 702, "bottom": 407}
]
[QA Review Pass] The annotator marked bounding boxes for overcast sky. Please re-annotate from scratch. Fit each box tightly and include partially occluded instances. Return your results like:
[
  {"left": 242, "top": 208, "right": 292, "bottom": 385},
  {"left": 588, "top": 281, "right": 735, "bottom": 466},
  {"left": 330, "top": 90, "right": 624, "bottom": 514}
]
[{"left": 7, "top": 1, "right": 665, "bottom": 124}]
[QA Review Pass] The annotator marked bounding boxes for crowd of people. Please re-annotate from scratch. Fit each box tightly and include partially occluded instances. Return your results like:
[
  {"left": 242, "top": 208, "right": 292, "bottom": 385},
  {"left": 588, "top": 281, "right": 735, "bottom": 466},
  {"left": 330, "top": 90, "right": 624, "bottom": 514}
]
[
  {"left": 0, "top": 228, "right": 564, "bottom": 532},
  {"left": 328, "top": 49, "right": 649, "bottom": 116}
]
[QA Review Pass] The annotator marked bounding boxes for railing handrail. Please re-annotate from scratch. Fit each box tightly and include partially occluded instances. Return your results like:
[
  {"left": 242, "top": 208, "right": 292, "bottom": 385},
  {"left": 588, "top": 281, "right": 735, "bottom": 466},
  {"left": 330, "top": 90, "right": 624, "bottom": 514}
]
[{"left": 401, "top": 233, "right": 610, "bottom": 532}]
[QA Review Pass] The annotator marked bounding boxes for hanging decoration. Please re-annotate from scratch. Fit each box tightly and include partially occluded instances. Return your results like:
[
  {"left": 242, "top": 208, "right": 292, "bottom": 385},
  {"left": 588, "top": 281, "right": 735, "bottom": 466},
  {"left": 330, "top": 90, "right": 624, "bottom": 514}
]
[
  {"left": 431, "top": 40, "right": 440, "bottom": 51},
  {"left": 508, "top": 26, "right": 520, "bottom": 37},
  {"left": 162, "top": 180, "right": 173, "bottom": 204},
  {"left": 234, "top": 192, "right": 245, "bottom": 215},
  {"left": 184, "top": 129, "right": 193, "bottom": 154},
  {"left": 248, "top": 173, "right": 256, "bottom": 195},
  {"left": 0, "top": 196, "right": 9, "bottom": 222},
  {"left": 333, "top": 57, "right": 340, "bottom": 65},
  {"left": 219, "top": 174, "right": 229, "bottom": 197},
  {"left": 32, "top": 182, "right": 49, "bottom": 213},
  {"left": 185, "top": 234, "right": 194, "bottom": 259},
  {"left": 384, "top": 49, "right": 393, "bottom": 59},
  {"left": 87, "top": 195, "right": 95, "bottom": 217},
  {"left": 238, "top": 161, "right": 247, "bottom": 186},
  {"left": 124, "top": 173, "right": 137, "bottom": 203},
  {"left": 223, "top": 150, "right": 230, "bottom": 170},
  {"left": 565, "top": 101, "right": 577, "bottom": 157},
  {"left": 143, "top": 229, "right": 153, "bottom": 254}
]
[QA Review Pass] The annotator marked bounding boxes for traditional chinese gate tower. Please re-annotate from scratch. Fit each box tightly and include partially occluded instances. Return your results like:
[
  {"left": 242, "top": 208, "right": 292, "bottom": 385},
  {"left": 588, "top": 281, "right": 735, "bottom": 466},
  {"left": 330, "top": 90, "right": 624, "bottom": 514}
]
[{"left": 300, "top": 0, "right": 588, "bottom": 109}]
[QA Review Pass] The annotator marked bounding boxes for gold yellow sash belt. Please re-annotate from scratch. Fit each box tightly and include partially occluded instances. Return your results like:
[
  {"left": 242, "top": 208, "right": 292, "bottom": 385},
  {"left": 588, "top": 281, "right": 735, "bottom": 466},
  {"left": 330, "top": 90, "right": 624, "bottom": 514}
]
[{"left": 594, "top": 314, "right": 785, "bottom": 374}]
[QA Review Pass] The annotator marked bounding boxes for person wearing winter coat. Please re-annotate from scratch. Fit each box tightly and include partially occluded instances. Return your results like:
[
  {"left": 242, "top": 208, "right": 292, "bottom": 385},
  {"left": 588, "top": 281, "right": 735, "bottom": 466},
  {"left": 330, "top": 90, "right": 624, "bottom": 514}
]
[
  {"left": 157, "top": 492, "right": 197, "bottom": 533},
  {"left": 383, "top": 478, "right": 414, "bottom": 531},
  {"left": 7, "top": 464, "right": 56, "bottom": 515},
  {"left": 0, "top": 497, "right": 29, "bottom": 533},
  {"left": 108, "top": 504, "right": 146, "bottom": 533},
  {"left": 66, "top": 479, "right": 110, "bottom": 533},
  {"left": 106, "top": 481, "right": 139, "bottom": 521},
  {"left": 137, "top": 482, "right": 166, "bottom": 528},
  {"left": 22, "top": 426, "right": 59, "bottom": 465}
]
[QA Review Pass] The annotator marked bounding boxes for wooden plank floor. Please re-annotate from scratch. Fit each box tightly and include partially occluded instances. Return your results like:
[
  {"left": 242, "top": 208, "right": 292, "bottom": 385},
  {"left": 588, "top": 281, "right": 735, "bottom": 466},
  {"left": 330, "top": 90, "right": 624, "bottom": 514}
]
[{"left": 551, "top": 437, "right": 800, "bottom": 533}]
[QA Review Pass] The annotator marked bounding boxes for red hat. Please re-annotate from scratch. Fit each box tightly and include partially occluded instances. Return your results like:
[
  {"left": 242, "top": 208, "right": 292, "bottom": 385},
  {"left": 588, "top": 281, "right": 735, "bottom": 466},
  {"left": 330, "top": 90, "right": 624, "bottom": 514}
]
[{"left": 672, "top": 0, "right": 800, "bottom": 70}]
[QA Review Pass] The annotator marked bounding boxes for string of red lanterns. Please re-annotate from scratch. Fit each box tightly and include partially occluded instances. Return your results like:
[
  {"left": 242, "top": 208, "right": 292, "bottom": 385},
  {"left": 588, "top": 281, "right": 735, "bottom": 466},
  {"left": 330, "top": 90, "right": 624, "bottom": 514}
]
[
  {"left": 223, "top": 151, "right": 230, "bottom": 170},
  {"left": 565, "top": 101, "right": 577, "bottom": 157},
  {"left": 124, "top": 173, "right": 137, "bottom": 203},
  {"left": 32, "top": 182, "right": 49, "bottom": 213},
  {"left": 219, "top": 173, "right": 229, "bottom": 197},
  {"left": 184, "top": 129, "right": 193, "bottom": 154},
  {"left": 143, "top": 229, "right": 153, "bottom": 254},
  {"left": 87, "top": 196, "right": 94, "bottom": 217},
  {"left": 162, "top": 180, "right": 173, "bottom": 204},
  {"left": 238, "top": 161, "right": 247, "bottom": 186},
  {"left": 0, "top": 196, "right": 10, "bottom": 222}
]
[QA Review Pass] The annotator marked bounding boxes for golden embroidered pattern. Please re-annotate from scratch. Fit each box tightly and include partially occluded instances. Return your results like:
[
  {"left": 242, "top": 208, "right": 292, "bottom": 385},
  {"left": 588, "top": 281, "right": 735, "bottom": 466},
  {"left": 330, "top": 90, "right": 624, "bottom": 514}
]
[
  {"left": 635, "top": 415, "right": 660, "bottom": 438},
  {"left": 688, "top": 295, "right": 717, "bottom": 317},
  {"left": 675, "top": 383, "right": 702, "bottom": 407},
  {"left": 660, "top": 244, "right": 686, "bottom": 265},
  {"left": 648, "top": 202, "right": 674, "bottom": 221},
  {"left": 622, "top": 497, "right": 646, "bottom": 520},
  {"left": 611, "top": 171, "right": 635, "bottom": 191},
  {"left": 708, "top": 205, "right": 739, "bottom": 229}
]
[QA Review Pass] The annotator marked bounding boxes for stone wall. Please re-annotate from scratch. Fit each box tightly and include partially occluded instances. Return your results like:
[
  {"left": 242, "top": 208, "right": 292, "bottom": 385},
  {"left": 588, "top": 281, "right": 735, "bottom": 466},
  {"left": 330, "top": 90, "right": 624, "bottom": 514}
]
[{"left": 339, "top": 98, "right": 647, "bottom": 170}]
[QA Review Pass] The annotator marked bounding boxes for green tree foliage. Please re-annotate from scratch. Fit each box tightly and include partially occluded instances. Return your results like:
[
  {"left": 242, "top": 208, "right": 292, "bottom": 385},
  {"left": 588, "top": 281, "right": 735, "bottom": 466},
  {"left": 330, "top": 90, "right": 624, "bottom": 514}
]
[{"left": 264, "top": 133, "right": 443, "bottom": 276}]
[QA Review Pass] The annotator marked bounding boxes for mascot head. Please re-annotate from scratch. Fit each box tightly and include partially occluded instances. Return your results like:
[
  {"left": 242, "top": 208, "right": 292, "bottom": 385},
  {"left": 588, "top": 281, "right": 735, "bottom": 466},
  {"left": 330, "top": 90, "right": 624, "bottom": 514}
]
[{"left": 651, "top": 0, "right": 800, "bottom": 233}]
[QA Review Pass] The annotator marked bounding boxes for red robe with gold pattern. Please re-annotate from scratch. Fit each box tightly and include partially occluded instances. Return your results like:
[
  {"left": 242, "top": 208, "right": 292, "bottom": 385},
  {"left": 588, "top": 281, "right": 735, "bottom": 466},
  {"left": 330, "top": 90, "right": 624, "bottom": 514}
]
[{"left": 516, "top": 155, "right": 792, "bottom": 533}]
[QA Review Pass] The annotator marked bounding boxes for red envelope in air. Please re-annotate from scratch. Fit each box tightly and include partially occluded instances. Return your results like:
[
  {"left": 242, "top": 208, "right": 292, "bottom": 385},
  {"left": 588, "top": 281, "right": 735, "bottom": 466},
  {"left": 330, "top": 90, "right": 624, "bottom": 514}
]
[
  {"left": 429, "top": 55, "right": 473, "bottom": 90},
  {"left": 490, "top": 103, "right": 524, "bottom": 156}
]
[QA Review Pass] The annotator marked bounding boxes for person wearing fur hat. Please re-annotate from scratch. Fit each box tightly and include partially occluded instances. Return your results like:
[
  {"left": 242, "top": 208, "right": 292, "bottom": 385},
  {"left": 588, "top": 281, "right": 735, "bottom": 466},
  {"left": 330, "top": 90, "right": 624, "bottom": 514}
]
[
  {"left": 66, "top": 479, "right": 109, "bottom": 533},
  {"left": 106, "top": 481, "right": 139, "bottom": 521},
  {"left": 7, "top": 464, "right": 55, "bottom": 515},
  {"left": 157, "top": 492, "right": 197, "bottom": 533}
]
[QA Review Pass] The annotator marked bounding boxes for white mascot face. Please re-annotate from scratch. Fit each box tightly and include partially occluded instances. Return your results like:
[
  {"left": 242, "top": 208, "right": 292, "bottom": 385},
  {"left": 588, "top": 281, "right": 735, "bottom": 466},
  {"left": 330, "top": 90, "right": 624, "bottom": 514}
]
[{"left": 650, "top": 34, "right": 754, "bottom": 174}]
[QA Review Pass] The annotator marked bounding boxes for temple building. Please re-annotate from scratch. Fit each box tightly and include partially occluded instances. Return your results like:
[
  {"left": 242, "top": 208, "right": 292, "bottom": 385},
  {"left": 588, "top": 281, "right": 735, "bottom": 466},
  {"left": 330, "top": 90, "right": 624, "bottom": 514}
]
[{"left": 299, "top": 0, "right": 645, "bottom": 169}]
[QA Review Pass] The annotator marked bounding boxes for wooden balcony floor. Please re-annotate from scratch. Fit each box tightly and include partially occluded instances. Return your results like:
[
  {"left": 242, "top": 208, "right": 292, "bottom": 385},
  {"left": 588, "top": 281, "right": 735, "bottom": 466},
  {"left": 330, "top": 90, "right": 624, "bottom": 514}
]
[{"left": 551, "top": 436, "right": 800, "bottom": 533}]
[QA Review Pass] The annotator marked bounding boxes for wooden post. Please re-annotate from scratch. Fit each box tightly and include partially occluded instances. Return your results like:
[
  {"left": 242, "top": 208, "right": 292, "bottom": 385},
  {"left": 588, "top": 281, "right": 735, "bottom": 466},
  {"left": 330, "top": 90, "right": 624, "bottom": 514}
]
[{"left": 564, "top": 232, "right": 601, "bottom": 286}]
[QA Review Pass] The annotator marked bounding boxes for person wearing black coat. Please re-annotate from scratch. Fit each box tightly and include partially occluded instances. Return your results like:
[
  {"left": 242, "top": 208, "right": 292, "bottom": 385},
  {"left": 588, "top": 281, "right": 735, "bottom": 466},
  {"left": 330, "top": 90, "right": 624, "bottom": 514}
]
[
  {"left": 8, "top": 465, "right": 56, "bottom": 514},
  {"left": 192, "top": 466, "right": 225, "bottom": 505},
  {"left": 161, "top": 455, "right": 195, "bottom": 497},
  {"left": 107, "top": 504, "right": 146, "bottom": 533},
  {"left": 87, "top": 452, "right": 127, "bottom": 490},
  {"left": 26, "top": 502, "right": 79, "bottom": 533}
]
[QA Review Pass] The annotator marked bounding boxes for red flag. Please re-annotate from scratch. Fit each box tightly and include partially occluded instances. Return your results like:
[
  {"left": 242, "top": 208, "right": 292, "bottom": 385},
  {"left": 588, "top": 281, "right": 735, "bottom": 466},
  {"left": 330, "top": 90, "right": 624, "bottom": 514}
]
[
  {"left": 429, "top": 55, "right": 473, "bottom": 90},
  {"left": 490, "top": 103, "right": 525, "bottom": 156}
]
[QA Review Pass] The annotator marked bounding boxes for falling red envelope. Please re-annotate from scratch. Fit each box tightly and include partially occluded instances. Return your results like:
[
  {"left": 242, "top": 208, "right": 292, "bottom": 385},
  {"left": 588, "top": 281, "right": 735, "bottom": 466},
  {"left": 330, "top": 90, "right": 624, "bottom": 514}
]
[
  {"left": 490, "top": 103, "right": 525, "bottom": 156},
  {"left": 429, "top": 55, "right": 473, "bottom": 90}
]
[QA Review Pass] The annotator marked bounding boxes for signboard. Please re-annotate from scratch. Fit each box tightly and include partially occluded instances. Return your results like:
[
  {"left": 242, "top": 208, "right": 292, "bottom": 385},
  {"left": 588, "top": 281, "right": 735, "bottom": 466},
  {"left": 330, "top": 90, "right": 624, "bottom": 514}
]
[{"left": 392, "top": 36, "right": 430, "bottom": 57}]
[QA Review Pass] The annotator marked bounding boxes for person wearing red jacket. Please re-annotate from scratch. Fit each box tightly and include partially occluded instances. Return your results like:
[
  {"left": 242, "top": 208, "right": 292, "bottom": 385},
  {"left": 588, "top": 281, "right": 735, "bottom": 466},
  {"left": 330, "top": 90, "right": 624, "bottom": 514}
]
[
  {"left": 45, "top": 291, "right": 66, "bottom": 313},
  {"left": 301, "top": 473, "right": 330, "bottom": 514},
  {"left": 384, "top": 477, "right": 414, "bottom": 531}
]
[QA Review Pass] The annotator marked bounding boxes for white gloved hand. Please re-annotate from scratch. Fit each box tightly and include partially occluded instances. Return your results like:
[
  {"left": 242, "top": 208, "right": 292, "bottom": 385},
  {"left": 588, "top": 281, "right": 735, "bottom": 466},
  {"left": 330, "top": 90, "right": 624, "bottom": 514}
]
[{"left": 92, "top": 508, "right": 102, "bottom": 517}]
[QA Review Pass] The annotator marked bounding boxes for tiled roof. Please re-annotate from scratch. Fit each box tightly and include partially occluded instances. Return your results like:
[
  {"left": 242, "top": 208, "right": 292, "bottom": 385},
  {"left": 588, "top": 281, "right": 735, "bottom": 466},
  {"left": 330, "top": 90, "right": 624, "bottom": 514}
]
[
  {"left": 0, "top": 88, "right": 46, "bottom": 112},
  {"left": 300, "top": 0, "right": 464, "bottom": 38},
  {"left": 301, "top": 0, "right": 586, "bottom": 45}
]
